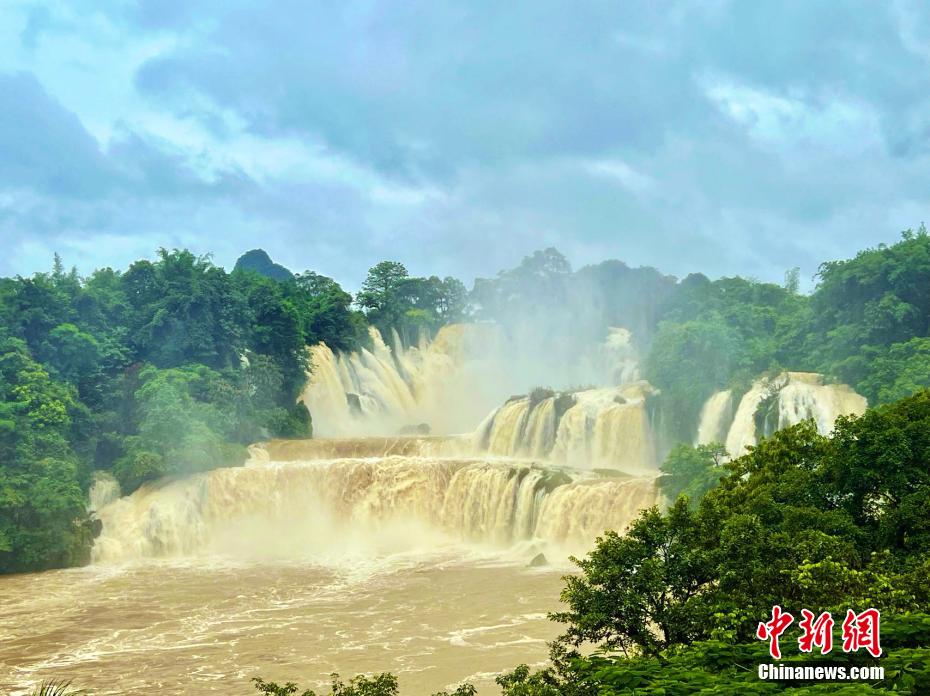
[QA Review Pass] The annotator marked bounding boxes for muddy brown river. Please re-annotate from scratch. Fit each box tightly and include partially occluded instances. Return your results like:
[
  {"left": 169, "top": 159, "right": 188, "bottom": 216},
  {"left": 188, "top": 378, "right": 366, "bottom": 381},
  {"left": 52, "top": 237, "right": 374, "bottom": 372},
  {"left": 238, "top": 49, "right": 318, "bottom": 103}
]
[{"left": 0, "top": 552, "right": 564, "bottom": 695}]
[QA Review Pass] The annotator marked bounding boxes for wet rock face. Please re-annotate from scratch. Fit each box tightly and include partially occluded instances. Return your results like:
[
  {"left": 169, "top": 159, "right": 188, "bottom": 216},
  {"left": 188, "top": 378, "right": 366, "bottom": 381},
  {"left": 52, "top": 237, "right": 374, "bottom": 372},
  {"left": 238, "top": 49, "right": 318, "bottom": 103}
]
[
  {"left": 346, "top": 393, "right": 363, "bottom": 415},
  {"left": 529, "top": 553, "right": 548, "bottom": 567},
  {"left": 90, "top": 517, "right": 104, "bottom": 538}
]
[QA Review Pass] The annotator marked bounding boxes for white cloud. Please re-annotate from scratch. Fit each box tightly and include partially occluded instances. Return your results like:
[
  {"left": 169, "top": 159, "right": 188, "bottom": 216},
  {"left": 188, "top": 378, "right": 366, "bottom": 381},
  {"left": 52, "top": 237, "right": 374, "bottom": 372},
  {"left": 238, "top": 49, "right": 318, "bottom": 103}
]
[
  {"left": 582, "top": 158, "right": 655, "bottom": 195},
  {"left": 704, "top": 78, "right": 884, "bottom": 157}
]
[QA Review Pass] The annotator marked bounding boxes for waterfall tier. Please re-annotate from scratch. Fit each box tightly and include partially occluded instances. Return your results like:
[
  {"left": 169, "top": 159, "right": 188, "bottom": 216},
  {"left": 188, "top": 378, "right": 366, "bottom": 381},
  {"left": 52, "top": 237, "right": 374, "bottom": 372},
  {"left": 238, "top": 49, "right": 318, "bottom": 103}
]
[
  {"left": 696, "top": 372, "right": 868, "bottom": 456},
  {"left": 92, "top": 456, "right": 660, "bottom": 563},
  {"left": 302, "top": 324, "right": 644, "bottom": 439},
  {"left": 475, "top": 382, "right": 656, "bottom": 471},
  {"left": 302, "top": 324, "right": 507, "bottom": 438},
  {"left": 260, "top": 436, "right": 472, "bottom": 460}
]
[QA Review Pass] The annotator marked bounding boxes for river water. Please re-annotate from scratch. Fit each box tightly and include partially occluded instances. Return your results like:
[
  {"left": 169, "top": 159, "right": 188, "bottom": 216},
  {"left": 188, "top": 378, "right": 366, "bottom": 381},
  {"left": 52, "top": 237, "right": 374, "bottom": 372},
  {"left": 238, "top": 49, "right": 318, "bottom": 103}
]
[{"left": 0, "top": 551, "right": 564, "bottom": 695}]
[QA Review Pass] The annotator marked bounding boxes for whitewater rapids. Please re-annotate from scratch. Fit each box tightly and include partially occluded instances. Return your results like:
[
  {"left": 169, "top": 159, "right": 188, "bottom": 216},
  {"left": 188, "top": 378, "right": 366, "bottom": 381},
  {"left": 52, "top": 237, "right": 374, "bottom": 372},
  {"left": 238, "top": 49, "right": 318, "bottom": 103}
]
[{"left": 92, "top": 452, "right": 661, "bottom": 563}]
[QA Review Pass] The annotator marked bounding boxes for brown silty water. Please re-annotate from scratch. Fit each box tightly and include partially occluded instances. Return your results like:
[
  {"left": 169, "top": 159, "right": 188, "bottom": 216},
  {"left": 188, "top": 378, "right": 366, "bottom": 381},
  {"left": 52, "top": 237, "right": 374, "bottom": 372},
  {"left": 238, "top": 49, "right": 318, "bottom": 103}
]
[{"left": 0, "top": 434, "right": 662, "bottom": 695}]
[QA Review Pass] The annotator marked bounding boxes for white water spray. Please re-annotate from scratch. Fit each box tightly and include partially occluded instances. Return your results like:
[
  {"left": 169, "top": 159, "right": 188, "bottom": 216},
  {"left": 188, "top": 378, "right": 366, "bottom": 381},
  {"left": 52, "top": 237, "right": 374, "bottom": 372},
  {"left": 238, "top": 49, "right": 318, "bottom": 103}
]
[{"left": 697, "top": 372, "right": 867, "bottom": 457}]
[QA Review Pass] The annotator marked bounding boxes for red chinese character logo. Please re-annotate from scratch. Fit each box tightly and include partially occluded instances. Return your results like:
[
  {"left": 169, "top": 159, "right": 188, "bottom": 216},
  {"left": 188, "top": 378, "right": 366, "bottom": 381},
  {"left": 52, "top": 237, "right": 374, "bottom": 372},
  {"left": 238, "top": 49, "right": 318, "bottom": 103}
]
[
  {"left": 757, "top": 605, "right": 795, "bottom": 659},
  {"left": 842, "top": 608, "right": 882, "bottom": 658},
  {"left": 798, "top": 609, "right": 834, "bottom": 654}
]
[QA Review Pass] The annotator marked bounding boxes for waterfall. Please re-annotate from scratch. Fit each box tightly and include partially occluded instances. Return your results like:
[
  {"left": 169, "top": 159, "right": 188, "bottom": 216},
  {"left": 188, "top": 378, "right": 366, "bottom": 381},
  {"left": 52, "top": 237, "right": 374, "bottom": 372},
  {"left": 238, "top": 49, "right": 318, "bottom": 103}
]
[
  {"left": 302, "top": 324, "right": 647, "bottom": 440},
  {"left": 700, "top": 372, "right": 867, "bottom": 458},
  {"left": 776, "top": 372, "right": 867, "bottom": 434},
  {"left": 485, "top": 399, "right": 533, "bottom": 456},
  {"left": 601, "top": 327, "right": 640, "bottom": 385},
  {"left": 534, "top": 477, "right": 658, "bottom": 549},
  {"left": 303, "top": 324, "right": 508, "bottom": 437},
  {"left": 695, "top": 390, "right": 733, "bottom": 445},
  {"left": 478, "top": 383, "right": 657, "bottom": 471},
  {"left": 92, "top": 456, "right": 661, "bottom": 563},
  {"left": 87, "top": 471, "right": 121, "bottom": 513},
  {"left": 258, "top": 435, "right": 472, "bottom": 460}
]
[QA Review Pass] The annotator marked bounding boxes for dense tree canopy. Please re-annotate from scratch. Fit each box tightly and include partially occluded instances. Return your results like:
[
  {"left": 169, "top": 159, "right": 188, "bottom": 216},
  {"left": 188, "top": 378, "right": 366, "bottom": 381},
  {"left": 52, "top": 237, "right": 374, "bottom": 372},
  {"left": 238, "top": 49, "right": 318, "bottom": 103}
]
[
  {"left": 357, "top": 260, "right": 468, "bottom": 343},
  {"left": 0, "top": 249, "right": 372, "bottom": 572}
]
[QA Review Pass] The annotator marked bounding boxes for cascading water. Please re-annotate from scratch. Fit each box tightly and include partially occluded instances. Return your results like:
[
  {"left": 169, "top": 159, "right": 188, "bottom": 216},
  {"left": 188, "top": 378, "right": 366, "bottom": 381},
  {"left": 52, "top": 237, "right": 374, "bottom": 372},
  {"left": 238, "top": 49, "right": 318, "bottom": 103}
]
[
  {"left": 303, "top": 324, "right": 509, "bottom": 437},
  {"left": 91, "top": 323, "right": 665, "bottom": 570},
  {"left": 87, "top": 471, "right": 121, "bottom": 513},
  {"left": 697, "top": 372, "right": 868, "bottom": 457},
  {"left": 695, "top": 390, "right": 733, "bottom": 445},
  {"left": 477, "top": 382, "right": 657, "bottom": 471},
  {"left": 92, "top": 455, "right": 661, "bottom": 562},
  {"left": 56, "top": 332, "right": 873, "bottom": 695},
  {"left": 302, "top": 323, "right": 647, "bottom": 439}
]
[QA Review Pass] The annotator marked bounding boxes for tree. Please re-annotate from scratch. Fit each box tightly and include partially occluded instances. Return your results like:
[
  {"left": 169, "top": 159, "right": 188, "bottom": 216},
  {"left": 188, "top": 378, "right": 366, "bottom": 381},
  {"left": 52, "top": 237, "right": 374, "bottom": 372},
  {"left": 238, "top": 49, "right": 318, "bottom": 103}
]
[
  {"left": 660, "top": 442, "right": 727, "bottom": 506},
  {"left": 251, "top": 673, "right": 399, "bottom": 696},
  {"left": 857, "top": 337, "right": 930, "bottom": 404},
  {"left": 552, "top": 499, "right": 716, "bottom": 657},
  {"left": 356, "top": 261, "right": 411, "bottom": 338},
  {"left": 824, "top": 390, "right": 930, "bottom": 555},
  {"left": 357, "top": 261, "right": 409, "bottom": 313},
  {"left": 290, "top": 271, "right": 365, "bottom": 352},
  {"left": 39, "top": 323, "right": 101, "bottom": 385},
  {"left": 784, "top": 266, "right": 801, "bottom": 294},
  {"left": 125, "top": 249, "right": 248, "bottom": 370},
  {"left": 112, "top": 365, "right": 247, "bottom": 491},
  {"left": 436, "top": 277, "right": 468, "bottom": 322},
  {"left": 645, "top": 317, "right": 744, "bottom": 441},
  {"left": 356, "top": 262, "right": 465, "bottom": 342}
]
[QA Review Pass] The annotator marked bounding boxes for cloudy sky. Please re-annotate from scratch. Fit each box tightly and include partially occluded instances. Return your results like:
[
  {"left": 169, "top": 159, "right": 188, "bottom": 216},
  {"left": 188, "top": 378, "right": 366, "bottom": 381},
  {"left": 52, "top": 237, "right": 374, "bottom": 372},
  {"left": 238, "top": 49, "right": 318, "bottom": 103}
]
[{"left": 1, "top": 1, "right": 929, "bottom": 290}]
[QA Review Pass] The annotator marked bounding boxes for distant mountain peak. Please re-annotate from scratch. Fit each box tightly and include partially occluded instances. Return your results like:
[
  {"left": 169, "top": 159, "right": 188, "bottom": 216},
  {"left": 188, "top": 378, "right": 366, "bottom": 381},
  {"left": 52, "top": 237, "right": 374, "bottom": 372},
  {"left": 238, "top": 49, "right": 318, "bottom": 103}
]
[{"left": 234, "top": 249, "right": 294, "bottom": 281}]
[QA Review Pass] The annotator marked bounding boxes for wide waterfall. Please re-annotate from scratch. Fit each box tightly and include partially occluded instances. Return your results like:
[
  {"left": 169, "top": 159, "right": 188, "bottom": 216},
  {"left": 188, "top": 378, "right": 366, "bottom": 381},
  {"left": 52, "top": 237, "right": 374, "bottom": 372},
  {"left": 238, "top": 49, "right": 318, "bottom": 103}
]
[
  {"left": 74, "top": 333, "right": 871, "bottom": 695},
  {"left": 93, "top": 454, "right": 660, "bottom": 562},
  {"left": 91, "top": 323, "right": 664, "bottom": 572},
  {"left": 696, "top": 372, "right": 868, "bottom": 456}
]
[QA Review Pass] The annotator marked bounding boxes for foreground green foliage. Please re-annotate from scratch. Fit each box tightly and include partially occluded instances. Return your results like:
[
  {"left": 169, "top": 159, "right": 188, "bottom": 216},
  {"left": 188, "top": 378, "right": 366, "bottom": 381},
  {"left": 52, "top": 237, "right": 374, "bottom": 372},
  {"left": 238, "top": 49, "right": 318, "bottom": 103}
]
[
  {"left": 0, "top": 338, "right": 92, "bottom": 571},
  {"left": 252, "top": 673, "right": 476, "bottom": 696},
  {"left": 659, "top": 442, "right": 727, "bottom": 506},
  {"left": 29, "top": 681, "right": 85, "bottom": 696}
]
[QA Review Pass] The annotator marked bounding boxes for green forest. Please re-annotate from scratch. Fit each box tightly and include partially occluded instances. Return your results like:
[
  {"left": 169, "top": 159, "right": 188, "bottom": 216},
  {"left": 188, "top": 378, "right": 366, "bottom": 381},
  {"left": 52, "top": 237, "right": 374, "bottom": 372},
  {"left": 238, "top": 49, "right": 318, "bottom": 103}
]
[{"left": 5, "top": 230, "right": 930, "bottom": 694}]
